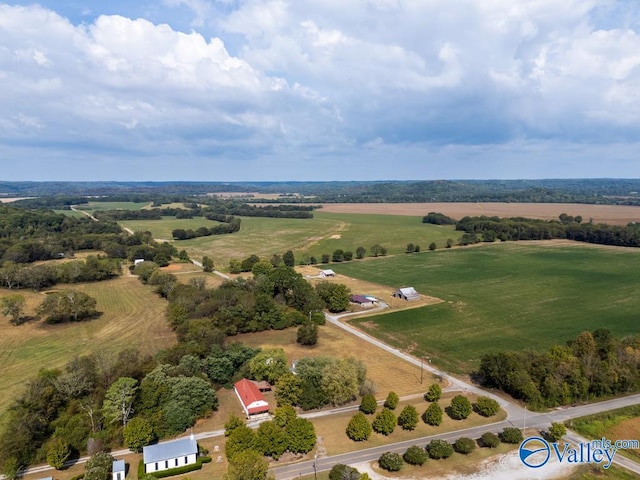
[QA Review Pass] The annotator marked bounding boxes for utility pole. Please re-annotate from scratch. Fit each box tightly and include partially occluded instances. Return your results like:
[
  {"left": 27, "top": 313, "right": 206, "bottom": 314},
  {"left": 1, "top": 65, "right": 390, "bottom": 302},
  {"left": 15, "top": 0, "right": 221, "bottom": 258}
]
[{"left": 313, "top": 454, "right": 317, "bottom": 480}]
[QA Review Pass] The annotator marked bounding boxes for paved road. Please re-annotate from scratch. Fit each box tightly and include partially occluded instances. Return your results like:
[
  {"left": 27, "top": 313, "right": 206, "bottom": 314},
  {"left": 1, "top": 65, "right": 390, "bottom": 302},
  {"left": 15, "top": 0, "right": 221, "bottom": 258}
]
[{"left": 272, "top": 393, "right": 640, "bottom": 479}]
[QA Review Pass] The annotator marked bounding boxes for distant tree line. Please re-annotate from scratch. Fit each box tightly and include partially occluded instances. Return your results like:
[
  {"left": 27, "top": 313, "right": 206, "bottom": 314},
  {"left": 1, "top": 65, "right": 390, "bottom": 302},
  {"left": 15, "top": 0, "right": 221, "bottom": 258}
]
[
  {"left": 7, "top": 179, "right": 640, "bottom": 205},
  {"left": 454, "top": 215, "right": 640, "bottom": 248},
  {"left": 478, "top": 329, "right": 640, "bottom": 409}
]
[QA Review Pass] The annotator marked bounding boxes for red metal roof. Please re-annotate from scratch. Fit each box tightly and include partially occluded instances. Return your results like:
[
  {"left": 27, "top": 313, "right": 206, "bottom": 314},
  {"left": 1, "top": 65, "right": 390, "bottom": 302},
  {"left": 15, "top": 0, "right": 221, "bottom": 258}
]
[{"left": 234, "top": 378, "right": 269, "bottom": 414}]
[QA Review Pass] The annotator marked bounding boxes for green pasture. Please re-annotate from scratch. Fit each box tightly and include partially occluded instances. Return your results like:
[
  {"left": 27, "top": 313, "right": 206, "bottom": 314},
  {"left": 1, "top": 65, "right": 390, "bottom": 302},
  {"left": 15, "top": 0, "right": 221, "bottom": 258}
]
[
  {"left": 329, "top": 243, "right": 640, "bottom": 373},
  {"left": 121, "top": 212, "right": 456, "bottom": 269},
  {"left": 304, "top": 212, "right": 456, "bottom": 258}
]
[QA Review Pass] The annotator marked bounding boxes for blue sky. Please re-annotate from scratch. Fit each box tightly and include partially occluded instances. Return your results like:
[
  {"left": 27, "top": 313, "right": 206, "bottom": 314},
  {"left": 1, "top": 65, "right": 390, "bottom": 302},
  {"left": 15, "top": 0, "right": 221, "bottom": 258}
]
[{"left": 1, "top": 0, "right": 639, "bottom": 181}]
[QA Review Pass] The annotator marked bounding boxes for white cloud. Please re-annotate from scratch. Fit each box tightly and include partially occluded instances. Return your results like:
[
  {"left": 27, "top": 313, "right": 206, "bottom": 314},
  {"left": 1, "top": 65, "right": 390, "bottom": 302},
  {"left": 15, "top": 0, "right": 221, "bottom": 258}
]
[{"left": 1, "top": 0, "right": 640, "bottom": 179}]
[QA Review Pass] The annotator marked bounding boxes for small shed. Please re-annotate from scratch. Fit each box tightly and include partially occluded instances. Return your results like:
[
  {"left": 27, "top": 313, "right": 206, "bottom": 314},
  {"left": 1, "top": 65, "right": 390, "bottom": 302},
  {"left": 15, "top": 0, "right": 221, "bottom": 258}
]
[
  {"left": 143, "top": 435, "right": 198, "bottom": 474},
  {"left": 350, "top": 294, "right": 375, "bottom": 306},
  {"left": 250, "top": 380, "right": 272, "bottom": 392},
  {"left": 134, "top": 258, "right": 145, "bottom": 266},
  {"left": 392, "top": 287, "right": 420, "bottom": 301},
  {"left": 112, "top": 460, "right": 125, "bottom": 480},
  {"left": 234, "top": 378, "right": 270, "bottom": 417},
  {"left": 319, "top": 269, "right": 336, "bottom": 277}
]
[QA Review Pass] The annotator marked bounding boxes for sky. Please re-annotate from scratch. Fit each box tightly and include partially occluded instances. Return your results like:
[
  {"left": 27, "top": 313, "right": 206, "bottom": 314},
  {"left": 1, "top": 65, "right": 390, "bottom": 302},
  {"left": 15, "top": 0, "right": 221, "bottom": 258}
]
[{"left": 1, "top": 0, "right": 640, "bottom": 181}]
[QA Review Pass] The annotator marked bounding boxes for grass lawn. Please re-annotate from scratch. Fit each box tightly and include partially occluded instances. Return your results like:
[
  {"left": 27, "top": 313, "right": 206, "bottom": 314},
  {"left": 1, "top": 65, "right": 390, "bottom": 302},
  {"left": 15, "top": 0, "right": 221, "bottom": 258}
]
[
  {"left": 120, "top": 216, "right": 219, "bottom": 240},
  {"left": 234, "top": 322, "right": 437, "bottom": 400},
  {"left": 327, "top": 242, "right": 640, "bottom": 373},
  {"left": 0, "top": 276, "right": 176, "bottom": 425},
  {"left": 311, "top": 393, "right": 506, "bottom": 456}
]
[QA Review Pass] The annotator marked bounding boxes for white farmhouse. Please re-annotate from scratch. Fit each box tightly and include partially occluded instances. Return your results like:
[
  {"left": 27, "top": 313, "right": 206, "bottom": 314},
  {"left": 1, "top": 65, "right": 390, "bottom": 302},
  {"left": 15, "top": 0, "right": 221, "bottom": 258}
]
[{"left": 142, "top": 435, "right": 198, "bottom": 474}]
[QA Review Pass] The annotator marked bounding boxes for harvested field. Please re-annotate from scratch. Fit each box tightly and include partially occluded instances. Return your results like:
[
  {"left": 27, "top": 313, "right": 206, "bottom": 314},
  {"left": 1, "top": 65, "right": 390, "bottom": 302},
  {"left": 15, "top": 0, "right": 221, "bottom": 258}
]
[{"left": 317, "top": 203, "right": 640, "bottom": 226}]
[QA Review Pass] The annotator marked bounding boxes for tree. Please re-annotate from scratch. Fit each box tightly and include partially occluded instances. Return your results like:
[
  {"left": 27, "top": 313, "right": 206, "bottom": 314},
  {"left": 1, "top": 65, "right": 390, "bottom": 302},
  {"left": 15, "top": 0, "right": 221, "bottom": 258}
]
[
  {"left": 426, "top": 439, "right": 453, "bottom": 459},
  {"left": 102, "top": 377, "right": 138, "bottom": 426},
  {"left": 343, "top": 251, "right": 353, "bottom": 261},
  {"left": 249, "top": 348, "right": 289, "bottom": 384},
  {"left": 274, "top": 373, "right": 302, "bottom": 407},
  {"left": 446, "top": 238, "right": 454, "bottom": 248},
  {"left": 297, "top": 321, "right": 318, "bottom": 346},
  {"left": 429, "top": 242, "right": 437, "bottom": 251},
  {"left": 2, "top": 457, "right": 20, "bottom": 480},
  {"left": 454, "top": 437, "right": 476, "bottom": 454},
  {"left": 252, "top": 260, "right": 273, "bottom": 277},
  {"left": 448, "top": 395, "right": 472, "bottom": 420},
  {"left": 283, "top": 250, "right": 295, "bottom": 267},
  {"left": 123, "top": 417, "right": 155, "bottom": 453},
  {"left": 356, "top": 246, "right": 366, "bottom": 259},
  {"left": 548, "top": 422, "right": 567, "bottom": 442},
  {"left": 202, "top": 256, "right": 214, "bottom": 272},
  {"left": 315, "top": 281, "right": 351, "bottom": 313},
  {"left": 38, "top": 290, "right": 99, "bottom": 323},
  {"left": 372, "top": 408, "right": 396, "bottom": 435},
  {"left": 424, "top": 383, "right": 442, "bottom": 402},
  {"left": 84, "top": 452, "right": 114, "bottom": 480},
  {"left": 474, "top": 396, "right": 500, "bottom": 417},
  {"left": 329, "top": 464, "right": 360, "bottom": 480},
  {"left": 414, "top": 245, "right": 420, "bottom": 252},
  {"left": 225, "top": 450, "right": 269, "bottom": 480},
  {"left": 346, "top": 413, "right": 372, "bottom": 441},
  {"left": 321, "top": 253, "right": 330, "bottom": 264},
  {"left": 384, "top": 391, "right": 399, "bottom": 409},
  {"left": 501, "top": 427, "right": 523, "bottom": 444},
  {"left": 226, "top": 425, "right": 258, "bottom": 460},
  {"left": 403, "top": 445, "right": 428, "bottom": 466},
  {"left": 480, "top": 432, "right": 500, "bottom": 448},
  {"left": 285, "top": 417, "right": 316, "bottom": 454},
  {"left": 423, "top": 402, "right": 443, "bottom": 426},
  {"left": 225, "top": 413, "right": 245, "bottom": 436},
  {"left": 134, "top": 261, "right": 159, "bottom": 283},
  {"left": 370, "top": 244, "right": 383, "bottom": 257},
  {"left": 46, "top": 437, "right": 71, "bottom": 469},
  {"left": 378, "top": 452, "right": 403, "bottom": 471},
  {"left": 332, "top": 249, "right": 344, "bottom": 262},
  {"left": 322, "top": 359, "right": 359, "bottom": 405},
  {"left": 1, "top": 295, "right": 25, "bottom": 325},
  {"left": 397, "top": 405, "right": 419, "bottom": 431},
  {"left": 255, "top": 421, "right": 287, "bottom": 459},
  {"left": 359, "top": 394, "right": 377, "bottom": 414}
]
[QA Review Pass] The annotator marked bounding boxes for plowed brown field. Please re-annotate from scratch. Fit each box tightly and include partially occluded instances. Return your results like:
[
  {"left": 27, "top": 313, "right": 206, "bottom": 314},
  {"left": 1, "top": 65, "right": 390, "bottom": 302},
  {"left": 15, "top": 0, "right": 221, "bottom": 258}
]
[{"left": 317, "top": 202, "right": 640, "bottom": 225}]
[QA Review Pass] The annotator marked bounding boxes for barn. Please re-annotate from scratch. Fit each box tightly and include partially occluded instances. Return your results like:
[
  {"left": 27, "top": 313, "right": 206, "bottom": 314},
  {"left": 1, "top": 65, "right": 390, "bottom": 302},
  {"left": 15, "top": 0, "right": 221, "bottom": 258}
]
[
  {"left": 234, "top": 378, "right": 270, "bottom": 417},
  {"left": 319, "top": 269, "right": 336, "bottom": 277},
  {"left": 350, "top": 294, "right": 375, "bottom": 306},
  {"left": 392, "top": 287, "right": 420, "bottom": 301},
  {"left": 142, "top": 435, "right": 198, "bottom": 474}
]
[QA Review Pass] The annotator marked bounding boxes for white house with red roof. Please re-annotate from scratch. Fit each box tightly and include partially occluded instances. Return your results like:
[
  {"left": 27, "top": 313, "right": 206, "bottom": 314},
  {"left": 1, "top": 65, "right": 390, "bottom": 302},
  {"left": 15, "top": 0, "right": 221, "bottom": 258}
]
[{"left": 234, "top": 378, "right": 270, "bottom": 417}]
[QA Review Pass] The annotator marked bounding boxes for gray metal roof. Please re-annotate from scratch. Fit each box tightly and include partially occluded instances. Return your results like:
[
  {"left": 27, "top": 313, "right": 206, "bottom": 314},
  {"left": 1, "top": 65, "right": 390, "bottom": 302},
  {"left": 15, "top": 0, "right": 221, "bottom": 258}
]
[
  {"left": 143, "top": 436, "right": 198, "bottom": 464},
  {"left": 113, "top": 460, "right": 125, "bottom": 472}
]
